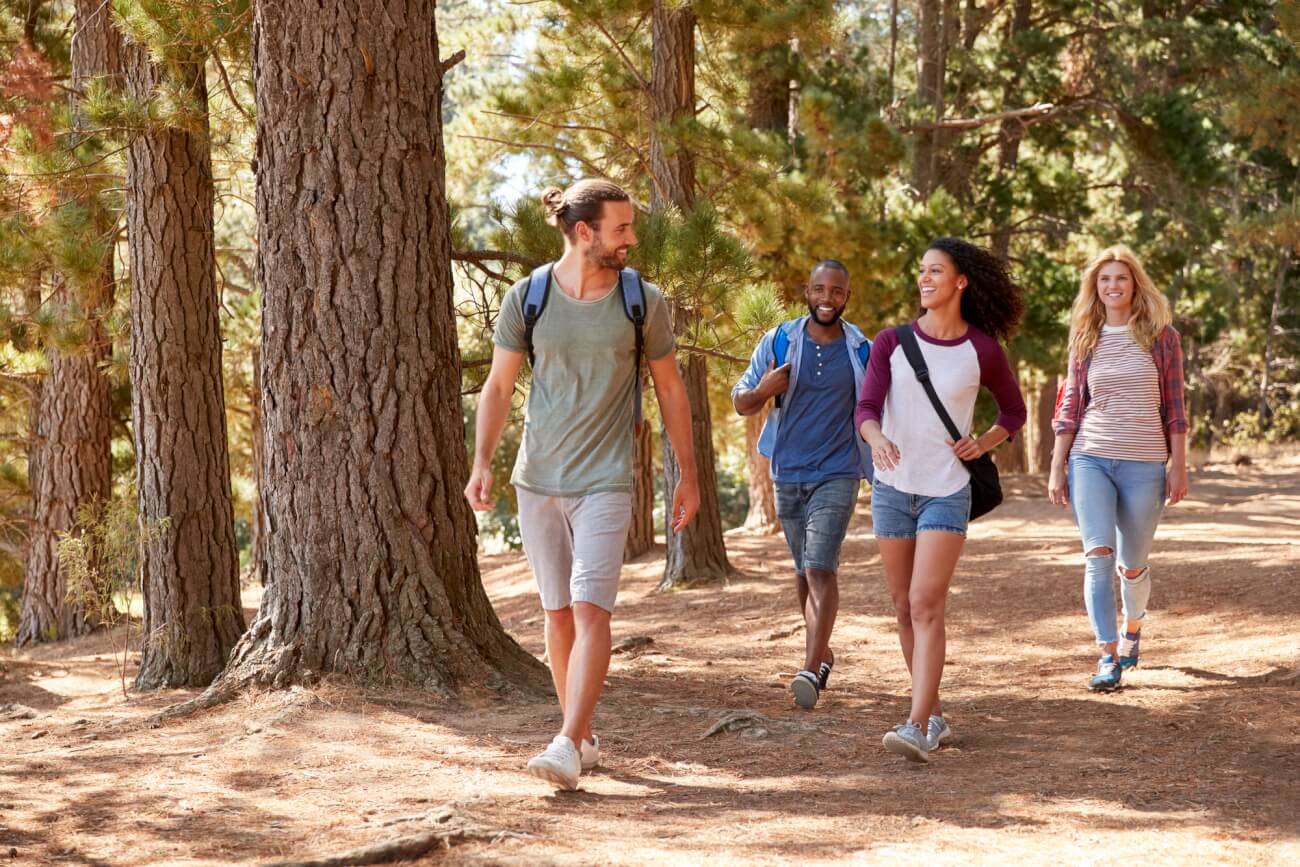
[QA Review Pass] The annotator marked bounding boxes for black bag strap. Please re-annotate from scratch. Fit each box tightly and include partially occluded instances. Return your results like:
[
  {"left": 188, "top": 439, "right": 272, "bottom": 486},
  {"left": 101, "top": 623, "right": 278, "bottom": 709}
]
[
  {"left": 893, "top": 324, "right": 964, "bottom": 442},
  {"left": 618, "top": 268, "right": 647, "bottom": 431}
]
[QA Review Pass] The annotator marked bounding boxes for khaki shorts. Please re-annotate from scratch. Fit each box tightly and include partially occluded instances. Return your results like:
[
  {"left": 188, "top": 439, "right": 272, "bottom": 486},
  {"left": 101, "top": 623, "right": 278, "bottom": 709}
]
[{"left": 516, "top": 487, "right": 632, "bottom": 613}]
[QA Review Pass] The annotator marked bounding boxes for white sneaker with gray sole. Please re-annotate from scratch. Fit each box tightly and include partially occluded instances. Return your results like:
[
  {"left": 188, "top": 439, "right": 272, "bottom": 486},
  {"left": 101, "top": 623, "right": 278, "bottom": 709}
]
[
  {"left": 580, "top": 735, "right": 599, "bottom": 771},
  {"left": 527, "top": 734, "right": 581, "bottom": 790}
]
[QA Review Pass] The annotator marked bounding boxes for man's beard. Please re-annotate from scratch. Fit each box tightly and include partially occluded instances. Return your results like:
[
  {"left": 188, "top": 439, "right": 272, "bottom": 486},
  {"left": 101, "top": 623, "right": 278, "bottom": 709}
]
[
  {"left": 808, "top": 302, "right": 844, "bottom": 326},
  {"left": 586, "top": 238, "right": 628, "bottom": 270}
]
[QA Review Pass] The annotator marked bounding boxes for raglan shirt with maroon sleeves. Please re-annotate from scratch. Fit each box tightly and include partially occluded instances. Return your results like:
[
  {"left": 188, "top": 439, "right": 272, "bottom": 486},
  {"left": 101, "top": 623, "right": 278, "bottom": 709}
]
[{"left": 855, "top": 321, "right": 1027, "bottom": 498}]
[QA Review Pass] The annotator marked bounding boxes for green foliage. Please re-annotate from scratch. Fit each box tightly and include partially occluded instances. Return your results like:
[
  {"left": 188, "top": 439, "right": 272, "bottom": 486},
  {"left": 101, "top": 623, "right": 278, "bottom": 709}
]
[{"left": 58, "top": 493, "right": 169, "bottom": 695}]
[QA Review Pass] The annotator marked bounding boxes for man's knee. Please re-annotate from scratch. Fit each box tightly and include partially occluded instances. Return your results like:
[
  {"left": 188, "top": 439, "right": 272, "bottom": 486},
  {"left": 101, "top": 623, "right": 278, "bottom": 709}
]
[
  {"left": 544, "top": 606, "right": 575, "bottom": 629},
  {"left": 572, "top": 601, "right": 612, "bottom": 629},
  {"left": 804, "top": 567, "right": 837, "bottom": 592}
]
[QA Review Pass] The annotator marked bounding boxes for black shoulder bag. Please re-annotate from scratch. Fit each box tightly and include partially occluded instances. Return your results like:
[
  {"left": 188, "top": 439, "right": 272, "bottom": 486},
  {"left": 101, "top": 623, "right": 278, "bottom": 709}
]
[{"left": 892, "top": 324, "right": 1003, "bottom": 521}]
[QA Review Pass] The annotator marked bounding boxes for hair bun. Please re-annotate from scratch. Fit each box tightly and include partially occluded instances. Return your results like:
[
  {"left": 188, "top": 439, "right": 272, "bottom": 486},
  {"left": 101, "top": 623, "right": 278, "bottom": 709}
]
[{"left": 541, "top": 187, "right": 566, "bottom": 224}]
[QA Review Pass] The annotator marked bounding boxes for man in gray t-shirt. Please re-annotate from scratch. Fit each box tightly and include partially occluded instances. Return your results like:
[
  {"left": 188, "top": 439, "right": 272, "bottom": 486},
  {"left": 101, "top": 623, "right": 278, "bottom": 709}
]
[{"left": 465, "top": 179, "right": 699, "bottom": 792}]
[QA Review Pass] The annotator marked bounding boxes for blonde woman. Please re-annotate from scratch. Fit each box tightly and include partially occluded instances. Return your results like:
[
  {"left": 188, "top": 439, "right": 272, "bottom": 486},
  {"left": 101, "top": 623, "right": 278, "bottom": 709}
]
[{"left": 1049, "top": 246, "right": 1188, "bottom": 691}]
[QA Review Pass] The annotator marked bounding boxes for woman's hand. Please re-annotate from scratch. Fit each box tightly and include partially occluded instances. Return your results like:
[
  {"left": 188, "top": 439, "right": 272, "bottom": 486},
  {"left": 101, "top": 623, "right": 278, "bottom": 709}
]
[
  {"left": 946, "top": 435, "right": 985, "bottom": 461},
  {"left": 1048, "top": 464, "right": 1070, "bottom": 508},
  {"left": 1166, "top": 463, "right": 1189, "bottom": 506},
  {"left": 867, "top": 433, "right": 901, "bottom": 471}
]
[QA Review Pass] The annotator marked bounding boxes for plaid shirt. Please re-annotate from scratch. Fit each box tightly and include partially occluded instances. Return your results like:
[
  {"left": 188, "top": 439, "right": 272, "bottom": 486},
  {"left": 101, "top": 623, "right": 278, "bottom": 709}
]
[{"left": 1052, "top": 325, "right": 1188, "bottom": 442}]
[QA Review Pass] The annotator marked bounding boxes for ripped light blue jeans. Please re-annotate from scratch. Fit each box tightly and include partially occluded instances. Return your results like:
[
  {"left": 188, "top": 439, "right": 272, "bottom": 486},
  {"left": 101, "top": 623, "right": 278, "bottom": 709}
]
[{"left": 1068, "top": 453, "right": 1166, "bottom": 646}]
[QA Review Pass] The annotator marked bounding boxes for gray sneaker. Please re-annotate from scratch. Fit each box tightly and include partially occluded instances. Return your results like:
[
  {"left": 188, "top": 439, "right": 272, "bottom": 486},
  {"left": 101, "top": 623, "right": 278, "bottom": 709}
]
[
  {"left": 926, "top": 714, "right": 953, "bottom": 751},
  {"left": 882, "top": 720, "right": 930, "bottom": 763}
]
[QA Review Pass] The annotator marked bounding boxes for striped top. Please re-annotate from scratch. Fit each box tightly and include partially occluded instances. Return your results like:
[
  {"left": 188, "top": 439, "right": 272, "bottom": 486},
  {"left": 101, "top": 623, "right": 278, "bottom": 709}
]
[{"left": 1073, "top": 324, "right": 1168, "bottom": 461}]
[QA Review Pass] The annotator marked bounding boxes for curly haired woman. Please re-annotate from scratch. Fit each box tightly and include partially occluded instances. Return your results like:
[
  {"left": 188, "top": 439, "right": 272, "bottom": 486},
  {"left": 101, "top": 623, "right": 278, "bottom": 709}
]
[
  {"left": 1049, "top": 245, "right": 1188, "bottom": 692},
  {"left": 856, "top": 238, "right": 1027, "bottom": 763}
]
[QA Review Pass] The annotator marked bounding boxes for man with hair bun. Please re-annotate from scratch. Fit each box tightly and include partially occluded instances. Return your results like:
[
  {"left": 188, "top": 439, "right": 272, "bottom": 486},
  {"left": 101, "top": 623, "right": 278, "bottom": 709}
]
[{"left": 466, "top": 178, "right": 699, "bottom": 791}]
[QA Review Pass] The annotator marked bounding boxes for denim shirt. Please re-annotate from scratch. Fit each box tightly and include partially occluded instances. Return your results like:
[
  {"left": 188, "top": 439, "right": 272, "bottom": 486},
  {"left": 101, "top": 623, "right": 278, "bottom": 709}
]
[{"left": 732, "top": 316, "right": 874, "bottom": 481}]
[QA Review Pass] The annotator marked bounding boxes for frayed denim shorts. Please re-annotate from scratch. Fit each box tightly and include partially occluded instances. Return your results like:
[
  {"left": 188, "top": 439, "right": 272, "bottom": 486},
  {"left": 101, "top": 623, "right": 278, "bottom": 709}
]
[
  {"left": 774, "top": 477, "right": 860, "bottom": 576},
  {"left": 871, "top": 478, "right": 971, "bottom": 539}
]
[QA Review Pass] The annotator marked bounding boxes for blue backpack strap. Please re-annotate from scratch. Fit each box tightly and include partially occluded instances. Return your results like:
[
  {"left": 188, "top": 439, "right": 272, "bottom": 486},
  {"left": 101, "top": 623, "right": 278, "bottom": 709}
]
[
  {"left": 618, "top": 268, "right": 647, "bottom": 431},
  {"left": 857, "top": 338, "right": 871, "bottom": 367},
  {"left": 772, "top": 321, "right": 792, "bottom": 409},
  {"left": 521, "top": 263, "right": 553, "bottom": 368}
]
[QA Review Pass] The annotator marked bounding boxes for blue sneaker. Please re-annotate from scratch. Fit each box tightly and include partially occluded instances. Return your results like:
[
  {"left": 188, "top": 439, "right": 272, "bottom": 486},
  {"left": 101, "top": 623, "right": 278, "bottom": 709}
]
[
  {"left": 1089, "top": 655, "right": 1122, "bottom": 692},
  {"left": 1117, "top": 631, "right": 1141, "bottom": 669},
  {"left": 926, "top": 714, "right": 954, "bottom": 751}
]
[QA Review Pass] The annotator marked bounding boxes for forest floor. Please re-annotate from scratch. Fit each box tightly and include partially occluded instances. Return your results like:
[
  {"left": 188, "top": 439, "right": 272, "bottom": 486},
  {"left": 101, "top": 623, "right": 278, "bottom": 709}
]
[{"left": 3, "top": 456, "right": 1299, "bottom": 865}]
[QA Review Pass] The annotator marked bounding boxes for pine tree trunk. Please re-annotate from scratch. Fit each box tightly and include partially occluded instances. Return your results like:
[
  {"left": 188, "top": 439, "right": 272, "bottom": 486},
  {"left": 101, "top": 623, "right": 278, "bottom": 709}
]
[
  {"left": 123, "top": 43, "right": 245, "bottom": 689},
  {"left": 16, "top": 0, "right": 120, "bottom": 647},
  {"left": 659, "top": 353, "right": 730, "bottom": 590},
  {"left": 746, "top": 43, "right": 790, "bottom": 136},
  {"left": 1035, "top": 374, "right": 1058, "bottom": 473},
  {"left": 743, "top": 408, "right": 779, "bottom": 533},
  {"left": 995, "top": 355, "right": 1028, "bottom": 474},
  {"left": 214, "top": 0, "right": 543, "bottom": 692},
  {"left": 911, "top": 0, "right": 943, "bottom": 199},
  {"left": 248, "top": 344, "right": 266, "bottom": 585},
  {"left": 649, "top": 1, "right": 696, "bottom": 212},
  {"left": 624, "top": 421, "right": 656, "bottom": 561},
  {"left": 1259, "top": 253, "right": 1290, "bottom": 425},
  {"left": 990, "top": 0, "right": 1033, "bottom": 259},
  {"left": 650, "top": 1, "right": 731, "bottom": 589}
]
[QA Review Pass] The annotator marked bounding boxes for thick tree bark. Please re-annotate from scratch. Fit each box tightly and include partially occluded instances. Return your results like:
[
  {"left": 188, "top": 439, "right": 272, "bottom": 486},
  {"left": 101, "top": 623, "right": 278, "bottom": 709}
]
[
  {"left": 659, "top": 353, "right": 730, "bottom": 589},
  {"left": 625, "top": 421, "right": 656, "bottom": 561},
  {"left": 990, "top": 0, "right": 1033, "bottom": 260},
  {"left": 649, "top": 1, "right": 696, "bottom": 212},
  {"left": 123, "top": 42, "right": 245, "bottom": 688},
  {"left": 248, "top": 344, "right": 266, "bottom": 584},
  {"left": 214, "top": 0, "right": 542, "bottom": 692},
  {"left": 16, "top": 0, "right": 119, "bottom": 647},
  {"left": 650, "top": 1, "right": 731, "bottom": 589},
  {"left": 1035, "top": 374, "right": 1058, "bottom": 473},
  {"left": 911, "top": 0, "right": 943, "bottom": 199},
  {"left": 995, "top": 354, "right": 1028, "bottom": 474},
  {"left": 746, "top": 43, "right": 790, "bottom": 136},
  {"left": 743, "top": 408, "right": 779, "bottom": 534}
]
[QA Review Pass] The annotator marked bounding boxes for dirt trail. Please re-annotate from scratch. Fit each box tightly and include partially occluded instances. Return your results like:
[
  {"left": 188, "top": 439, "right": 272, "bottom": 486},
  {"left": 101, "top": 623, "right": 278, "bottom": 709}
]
[{"left": 3, "top": 460, "right": 1299, "bottom": 865}]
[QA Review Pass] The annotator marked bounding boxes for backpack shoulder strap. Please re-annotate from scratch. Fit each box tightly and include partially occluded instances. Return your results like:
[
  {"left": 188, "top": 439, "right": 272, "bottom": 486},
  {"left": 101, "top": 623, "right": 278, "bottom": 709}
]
[
  {"left": 521, "top": 263, "right": 554, "bottom": 368},
  {"left": 857, "top": 338, "right": 871, "bottom": 366},
  {"left": 772, "top": 320, "right": 795, "bottom": 409},
  {"left": 619, "top": 268, "right": 647, "bottom": 432},
  {"left": 892, "top": 324, "right": 962, "bottom": 441},
  {"left": 772, "top": 322, "right": 792, "bottom": 368}
]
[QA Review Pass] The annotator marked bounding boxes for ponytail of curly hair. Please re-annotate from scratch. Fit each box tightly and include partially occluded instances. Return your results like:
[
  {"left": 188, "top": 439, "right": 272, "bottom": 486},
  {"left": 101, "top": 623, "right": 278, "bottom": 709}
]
[{"left": 925, "top": 237, "right": 1026, "bottom": 343}]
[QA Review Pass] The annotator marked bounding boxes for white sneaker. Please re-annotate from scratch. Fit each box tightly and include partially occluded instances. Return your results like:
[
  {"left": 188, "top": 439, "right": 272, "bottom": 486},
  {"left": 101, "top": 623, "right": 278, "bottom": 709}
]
[
  {"left": 580, "top": 735, "right": 600, "bottom": 771},
  {"left": 527, "top": 735, "right": 581, "bottom": 790}
]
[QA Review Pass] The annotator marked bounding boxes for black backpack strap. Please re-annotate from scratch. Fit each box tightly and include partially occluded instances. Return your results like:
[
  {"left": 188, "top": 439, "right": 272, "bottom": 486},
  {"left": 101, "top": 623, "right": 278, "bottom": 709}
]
[
  {"left": 893, "top": 324, "right": 963, "bottom": 442},
  {"left": 619, "top": 268, "right": 647, "bottom": 431},
  {"left": 521, "top": 263, "right": 554, "bottom": 368}
]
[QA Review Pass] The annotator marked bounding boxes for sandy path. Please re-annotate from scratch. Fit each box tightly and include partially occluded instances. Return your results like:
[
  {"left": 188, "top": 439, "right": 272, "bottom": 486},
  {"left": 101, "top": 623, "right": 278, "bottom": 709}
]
[{"left": 3, "top": 460, "right": 1298, "bottom": 865}]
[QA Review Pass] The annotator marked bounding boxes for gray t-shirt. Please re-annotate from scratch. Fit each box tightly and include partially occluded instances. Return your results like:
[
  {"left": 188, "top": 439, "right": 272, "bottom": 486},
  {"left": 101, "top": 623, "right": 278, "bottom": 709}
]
[{"left": 494, "top": 274, "right": 675, "bottom": 497}]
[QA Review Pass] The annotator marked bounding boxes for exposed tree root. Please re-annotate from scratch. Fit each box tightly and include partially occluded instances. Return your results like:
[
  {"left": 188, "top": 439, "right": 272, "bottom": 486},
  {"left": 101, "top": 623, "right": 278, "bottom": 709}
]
[{"left": 262, "top": 812, "right": 518, "bottom": 867}]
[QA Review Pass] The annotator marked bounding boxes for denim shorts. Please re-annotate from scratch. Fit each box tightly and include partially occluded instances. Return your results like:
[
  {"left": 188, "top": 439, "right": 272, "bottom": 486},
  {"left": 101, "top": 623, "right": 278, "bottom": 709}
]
[
  {"left": 774, "top": 477, "right": 861, "bottom": 576},
  {"left": 871, "top": 478, "right": 971, "bottom": 539}
]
